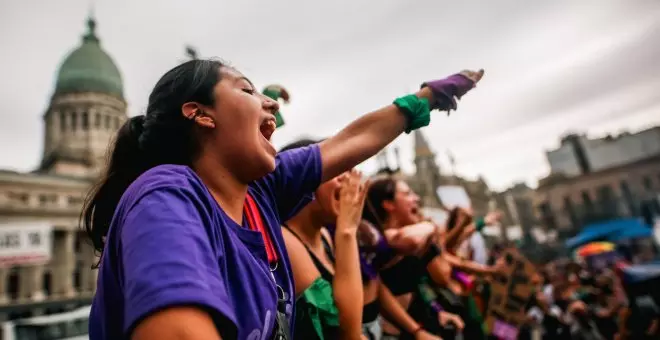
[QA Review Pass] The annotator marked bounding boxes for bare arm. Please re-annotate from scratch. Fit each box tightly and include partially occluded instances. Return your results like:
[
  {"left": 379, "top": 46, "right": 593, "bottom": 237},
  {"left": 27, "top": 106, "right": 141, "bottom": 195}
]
[
  {"left": 385, "top": 221, "right": 437, "bottom": 255},
  {"left": 319, "top": 88, "right": 432, "bottom": 182},
  {"left": 319, "top": 69, "right": 485, "bottom": 182},
  {"left": 333, "top": 228, "right": 363, "bottom": 339},
  {"left": 443, "top": 252, "right": 496, "bottom": 275},
  {"left": 333, "top": 170, "right": 368, "bottom": 339},
  {"left": 377, "top": 282, "right": 422, "bottom": 334},
  {"left": 133, "top": 307, "right": 222, "bottom": 340}
]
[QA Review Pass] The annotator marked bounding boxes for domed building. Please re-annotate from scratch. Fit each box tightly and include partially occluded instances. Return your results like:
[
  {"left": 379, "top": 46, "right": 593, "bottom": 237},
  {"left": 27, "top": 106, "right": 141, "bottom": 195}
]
[{"left": 0, "top": 16, "right": 126, "bottom": 336}]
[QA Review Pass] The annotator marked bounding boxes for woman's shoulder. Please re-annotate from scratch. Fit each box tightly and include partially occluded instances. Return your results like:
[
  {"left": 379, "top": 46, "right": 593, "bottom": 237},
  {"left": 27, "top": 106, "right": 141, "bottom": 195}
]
[{"left": 119, "top": 164, "right": 211, "bottom": 210}]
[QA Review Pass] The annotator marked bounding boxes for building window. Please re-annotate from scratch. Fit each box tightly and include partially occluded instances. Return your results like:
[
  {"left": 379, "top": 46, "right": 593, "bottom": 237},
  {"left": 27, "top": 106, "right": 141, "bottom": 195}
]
[
  {"left": 8, "top": 191, "right": 29, "bottom": 204},
  {"left": 95, "top": 112, "right": 101, "bottom": 128},
  {"left": 105, "top": 115, "right": 111, "bottom": 130},
  {"left": 596, "top": 185, "right": 618, "bottom": 219},
  {"left": 81, "top": 111, "right": 89, "bottom": 129},
  {"left": 8, "top": 267, "right": 19, "bottom": 300},
  {"left": 563, "top": 196, "right": 579, "bottom": 227},
  {"left": 642, "top": 176, "right": 653, "bottom": 191},
  {"left": 115, "top": 117, "right": 121, "bottom": 130},
  {"left": 60, "top": 111, "right": 67, "bottom": 132},
  {"left": 538, "top": 202, "right": 556, "bottom": 229},
  {"left": 43, "top": 271, "right": 52, "bottom": 296},
  {"left": 620, "top": 180, "right": 637, "bottom": 216},
  {"left": 73, "top": 266, "right": 82, "bottom": 291},
  {"left": 70, "top": 112, "right": 77, "bottom": 132},
  {"left": 68, "top": 195, "right": 83, "bottom": 206}
]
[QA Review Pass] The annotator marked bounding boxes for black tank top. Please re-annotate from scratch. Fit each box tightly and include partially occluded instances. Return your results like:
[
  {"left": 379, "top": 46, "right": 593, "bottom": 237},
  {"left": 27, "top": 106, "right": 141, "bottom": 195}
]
[
  {"left": 284, "top": 225, "right": 335, "bottom": 282},
  {"left": 380, "top": 256, "right": 424, "bottom": 296}
]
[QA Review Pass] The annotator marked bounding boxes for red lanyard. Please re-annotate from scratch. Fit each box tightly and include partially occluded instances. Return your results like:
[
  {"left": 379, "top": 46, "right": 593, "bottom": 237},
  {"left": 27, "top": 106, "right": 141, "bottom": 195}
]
[{"left": 244, "top": 194, "right": 278, "bottom": 264}]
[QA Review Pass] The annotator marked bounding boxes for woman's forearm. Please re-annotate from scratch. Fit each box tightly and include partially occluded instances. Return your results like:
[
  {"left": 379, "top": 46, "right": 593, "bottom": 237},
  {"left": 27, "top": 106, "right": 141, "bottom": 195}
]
[
  {"left": 319, "top": 89, "right": 434, "bottom": 182},
  {"left": 444, "top": 252, "right": 494, "bottom": 275},
  {"left": 332, "top": 227, "right": 363, "bottom": 339},
  {"left": 377, "top": 283, "right": 420, "bottom": 334}
]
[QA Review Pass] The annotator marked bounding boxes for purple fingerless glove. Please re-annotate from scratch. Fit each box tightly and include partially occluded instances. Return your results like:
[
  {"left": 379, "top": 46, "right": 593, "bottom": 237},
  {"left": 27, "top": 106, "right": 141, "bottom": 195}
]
[{"left": 421, "top": 74, "right": 475, "bottom": 111}]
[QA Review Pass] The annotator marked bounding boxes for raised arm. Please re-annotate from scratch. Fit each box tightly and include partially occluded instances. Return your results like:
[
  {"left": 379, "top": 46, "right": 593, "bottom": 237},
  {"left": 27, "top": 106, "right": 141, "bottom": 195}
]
[
  {"left": 318, "top": 70, "right": 484, "bottom": 182},
  {"left": 333, "top": 170, "right": 368, "bottom": 339}
]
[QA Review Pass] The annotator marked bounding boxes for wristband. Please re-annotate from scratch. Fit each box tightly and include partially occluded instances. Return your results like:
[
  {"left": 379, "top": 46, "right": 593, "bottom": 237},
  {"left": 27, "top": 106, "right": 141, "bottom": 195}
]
[
  {"left": 411, "top": 324, "right": 423, "bottom": 335},
  {"left": 430, "top": 300, "right": 444, "bottom": 313},
  {"left": 475, "top": 217, "right": 486, "bottom": 232},
  {"left": 393, "top": 94, "right": 431, "bottom": 133}
]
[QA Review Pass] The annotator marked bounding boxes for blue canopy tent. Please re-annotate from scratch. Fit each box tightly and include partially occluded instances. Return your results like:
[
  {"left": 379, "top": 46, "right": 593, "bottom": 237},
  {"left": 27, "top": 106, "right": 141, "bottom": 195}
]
[{"left": 565, "top": 218, "right": 652, "bottom": 249}]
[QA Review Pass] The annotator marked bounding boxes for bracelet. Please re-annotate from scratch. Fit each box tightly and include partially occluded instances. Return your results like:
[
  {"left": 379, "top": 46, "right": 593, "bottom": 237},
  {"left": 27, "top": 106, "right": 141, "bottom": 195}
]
[
  {"left": 393, "top": 95, "right": 431, "bottom": 134},
  {"left": 411, "top": 324, "right": 423, "bottom": 335},
  {"left": 475, "top": 217, "right": 486, "bottom": 232}
]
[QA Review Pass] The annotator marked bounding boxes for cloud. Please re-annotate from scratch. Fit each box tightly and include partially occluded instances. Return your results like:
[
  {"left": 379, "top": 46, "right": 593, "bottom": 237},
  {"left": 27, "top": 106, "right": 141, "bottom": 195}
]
[{"left": 0, "top": 0, "right": 659, "bottom": 192}]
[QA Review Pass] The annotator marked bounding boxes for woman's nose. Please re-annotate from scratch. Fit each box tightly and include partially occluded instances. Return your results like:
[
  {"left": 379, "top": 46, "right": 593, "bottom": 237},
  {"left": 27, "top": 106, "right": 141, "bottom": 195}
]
[{"left": 262, "top": 94, "right": 280, "bottom": 115}]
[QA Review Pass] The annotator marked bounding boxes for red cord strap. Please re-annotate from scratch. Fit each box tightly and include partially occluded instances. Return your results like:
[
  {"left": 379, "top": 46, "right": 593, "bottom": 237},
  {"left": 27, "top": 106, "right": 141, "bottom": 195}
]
[{"left": 244, "top": 194, "right": 278, "bottom": 264}]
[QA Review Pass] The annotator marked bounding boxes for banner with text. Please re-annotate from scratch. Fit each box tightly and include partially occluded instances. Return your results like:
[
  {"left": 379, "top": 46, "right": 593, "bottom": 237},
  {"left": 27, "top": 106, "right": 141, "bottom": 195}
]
[{"left": 0, "top": 222, "right": 53, "bottom": 266}]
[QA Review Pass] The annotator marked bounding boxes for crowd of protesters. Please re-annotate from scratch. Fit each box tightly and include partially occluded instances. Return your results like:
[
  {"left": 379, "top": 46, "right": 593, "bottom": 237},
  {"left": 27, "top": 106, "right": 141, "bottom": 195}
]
[{"left": 79, "top": 58, "right": 659, "bottom": 340}]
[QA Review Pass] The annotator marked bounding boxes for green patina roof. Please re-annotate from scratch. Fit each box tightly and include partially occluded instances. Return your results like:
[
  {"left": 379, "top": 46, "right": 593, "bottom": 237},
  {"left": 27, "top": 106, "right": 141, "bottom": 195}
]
[{"left": 54, "top": 17, "right": 123, "bottom": 98}]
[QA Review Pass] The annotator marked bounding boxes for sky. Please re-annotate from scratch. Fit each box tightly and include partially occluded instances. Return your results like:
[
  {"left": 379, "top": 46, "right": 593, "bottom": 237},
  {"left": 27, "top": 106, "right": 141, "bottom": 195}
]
[{"left": 1, "top": 0, "right": 659, "bottom": 191}]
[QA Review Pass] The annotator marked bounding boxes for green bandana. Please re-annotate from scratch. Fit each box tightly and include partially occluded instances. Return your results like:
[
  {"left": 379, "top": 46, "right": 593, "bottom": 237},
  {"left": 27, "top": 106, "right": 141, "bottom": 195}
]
[{"left": 295, "top": 277, "right": 339, "bottom": 340}]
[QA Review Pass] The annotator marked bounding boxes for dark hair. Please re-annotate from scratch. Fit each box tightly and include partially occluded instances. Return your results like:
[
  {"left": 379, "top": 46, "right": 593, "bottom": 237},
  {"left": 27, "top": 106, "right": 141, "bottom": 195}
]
[
  {"left": 81, "top": 59, "right": 225, "bottom": 261},
  {"left": 445, "top": 207, "right": 473, "bottom": 231},
  {"left": 279, "top": 138, "right": 322, "bottom": 152},
  {"left": 362, "top": 176, "right": 399, "bottom": 230}
]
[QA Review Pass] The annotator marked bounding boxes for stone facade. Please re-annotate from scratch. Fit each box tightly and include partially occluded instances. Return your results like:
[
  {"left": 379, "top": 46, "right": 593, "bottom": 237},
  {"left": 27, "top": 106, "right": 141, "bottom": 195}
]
[{"left": 534, "top": 155, "right": 660, "bottom": 233}]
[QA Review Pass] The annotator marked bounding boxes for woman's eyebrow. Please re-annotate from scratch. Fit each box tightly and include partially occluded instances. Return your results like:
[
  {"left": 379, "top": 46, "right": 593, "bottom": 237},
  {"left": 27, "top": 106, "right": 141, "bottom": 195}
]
[{"left": 235, "top": 76, "right": 255, "bottom": 89}]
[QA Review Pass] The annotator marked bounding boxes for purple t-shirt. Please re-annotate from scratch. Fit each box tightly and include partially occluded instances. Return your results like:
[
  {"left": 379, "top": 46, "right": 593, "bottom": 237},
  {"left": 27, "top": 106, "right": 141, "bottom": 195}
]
[{"left": 89, "top": 145, "right": 322, "bottom": 340}]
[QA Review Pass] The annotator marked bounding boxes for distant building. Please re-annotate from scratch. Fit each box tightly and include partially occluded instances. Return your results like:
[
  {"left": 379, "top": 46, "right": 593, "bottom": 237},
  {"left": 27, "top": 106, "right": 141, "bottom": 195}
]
[
  {"left": 0, "top": 16, "right": 125, "bottom": 337},
  {"left": 404, "top": 130, "right": 492, "bottom": 218},
  {"left": 546, "top": 127, "right": 660, "bottom": 177},
  {"left": 535, "top": 127, "right": 660, "bottom": 235},
  {"left": 493, "top": 182, "right": 537, "bottom": 230}
]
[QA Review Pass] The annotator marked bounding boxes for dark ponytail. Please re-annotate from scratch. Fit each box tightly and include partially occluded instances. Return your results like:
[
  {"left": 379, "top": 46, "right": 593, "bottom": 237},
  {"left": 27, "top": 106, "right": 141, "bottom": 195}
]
[{"left": 81, "top": 59, "right": 225, "bottom": 262}]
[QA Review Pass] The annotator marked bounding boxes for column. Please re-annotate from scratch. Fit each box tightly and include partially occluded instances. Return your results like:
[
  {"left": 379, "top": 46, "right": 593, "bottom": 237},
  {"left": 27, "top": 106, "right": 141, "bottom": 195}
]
[
  {"left": 19, "top": 264, "right": 45, "bottom": 302},
  {"left": 53, "top": 230, "right": 76, "bottom": 298},
  {"left": 0, "top": 267, "right": 8, "bottom": 304},
  {"left": 90, "top": 268, "right": 98, "bottom": 293},
  {"left": 78, "top": 238, "right": 96, "bottom": 293}
]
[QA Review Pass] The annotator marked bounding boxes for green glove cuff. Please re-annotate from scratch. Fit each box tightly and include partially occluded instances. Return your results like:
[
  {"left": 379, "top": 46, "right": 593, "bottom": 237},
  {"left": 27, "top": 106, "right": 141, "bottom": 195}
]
[
  {"left": 393, "top": 95, "right": 431, "bottom": 133},
  {"left": 475, "top": 217, "right": 486, "bottom": 232}
]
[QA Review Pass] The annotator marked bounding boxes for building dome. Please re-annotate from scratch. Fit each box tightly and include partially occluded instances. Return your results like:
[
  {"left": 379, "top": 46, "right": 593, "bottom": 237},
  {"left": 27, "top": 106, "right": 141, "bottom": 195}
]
[{"left": 54, "top": 17, "right": 123, "bottom": 99}]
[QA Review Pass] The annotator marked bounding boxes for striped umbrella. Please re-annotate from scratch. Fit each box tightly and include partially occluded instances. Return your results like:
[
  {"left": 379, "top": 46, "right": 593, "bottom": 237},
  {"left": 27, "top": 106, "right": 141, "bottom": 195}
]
[{"left": 575, "top": 242, "right": 616, "bottom": 258}]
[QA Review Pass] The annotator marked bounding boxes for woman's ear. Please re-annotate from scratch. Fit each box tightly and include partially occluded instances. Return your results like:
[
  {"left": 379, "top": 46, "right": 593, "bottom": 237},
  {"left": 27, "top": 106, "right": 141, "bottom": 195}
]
[
  {"left": 382, "top": 200, "right": 395, "bottom": 213},
  {"left": 182, "top": 102, "right": 216, "bottom": 128}
]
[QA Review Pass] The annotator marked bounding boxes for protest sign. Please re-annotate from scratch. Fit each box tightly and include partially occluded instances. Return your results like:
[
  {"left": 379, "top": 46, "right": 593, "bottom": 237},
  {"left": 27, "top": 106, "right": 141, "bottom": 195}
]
[
  {"left": 485, "top": 248, "right": 536, "bottom": 340},
  {"left": 436, "top": 185, "right": 471, "bottom": 210}
]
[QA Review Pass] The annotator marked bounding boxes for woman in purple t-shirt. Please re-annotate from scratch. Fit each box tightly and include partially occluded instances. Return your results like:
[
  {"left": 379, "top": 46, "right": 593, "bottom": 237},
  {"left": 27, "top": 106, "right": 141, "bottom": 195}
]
[{"left": 81, "top": 59, "right": 483, "bottom": 340}]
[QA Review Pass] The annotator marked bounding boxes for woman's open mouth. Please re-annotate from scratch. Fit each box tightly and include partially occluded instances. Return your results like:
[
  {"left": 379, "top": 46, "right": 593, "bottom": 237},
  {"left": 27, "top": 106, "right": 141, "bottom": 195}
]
[{"left": 260, "top": 118, "right": 277, "bottom": 141}]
